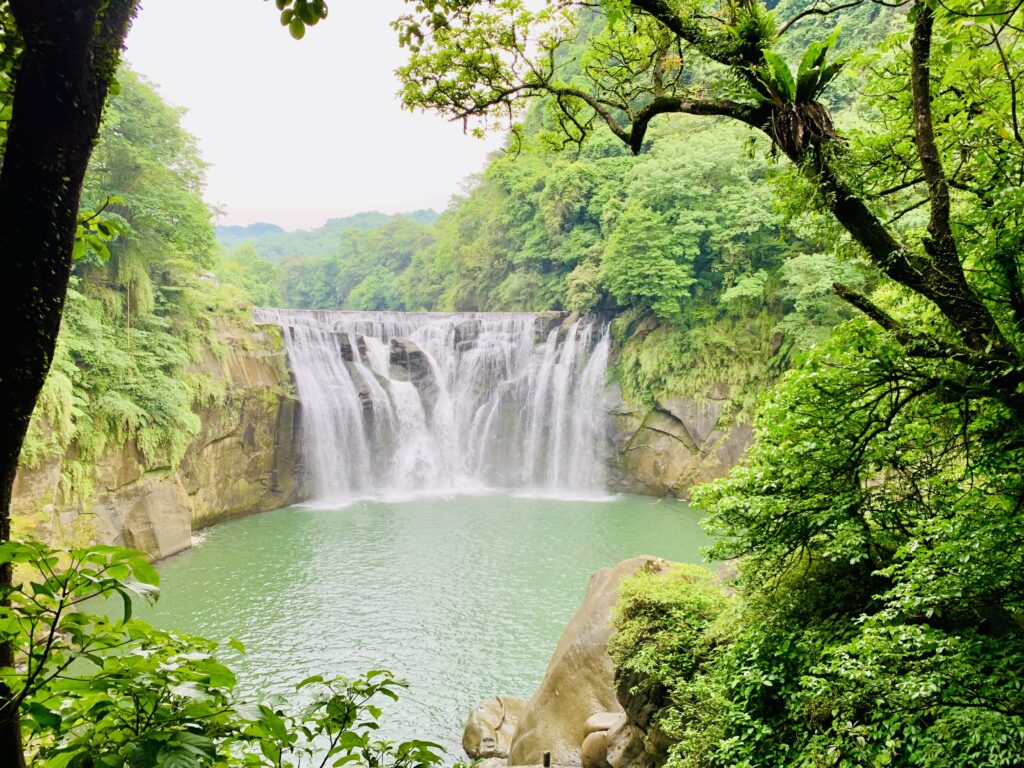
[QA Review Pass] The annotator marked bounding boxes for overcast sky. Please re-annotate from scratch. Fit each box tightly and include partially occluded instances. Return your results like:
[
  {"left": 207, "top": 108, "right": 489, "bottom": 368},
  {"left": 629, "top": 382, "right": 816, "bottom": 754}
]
[{"left": 124, "top": 0, "right": 507, "bottom": 230}]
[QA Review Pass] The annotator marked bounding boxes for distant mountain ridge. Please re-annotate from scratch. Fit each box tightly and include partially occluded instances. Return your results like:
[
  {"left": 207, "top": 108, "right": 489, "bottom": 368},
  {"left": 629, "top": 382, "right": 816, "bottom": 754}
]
[
  {"left": 215, "top": 222, "right": 286, "bottom": 248},
  {"left": 215, "top": 209, "right": 441, "bottom": 262}
]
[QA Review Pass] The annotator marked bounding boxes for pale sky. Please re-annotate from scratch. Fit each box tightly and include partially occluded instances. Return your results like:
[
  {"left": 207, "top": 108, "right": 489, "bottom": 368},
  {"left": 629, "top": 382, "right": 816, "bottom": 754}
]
[{"left": 124, "top": 0, "right": 507, "bottom": 230}]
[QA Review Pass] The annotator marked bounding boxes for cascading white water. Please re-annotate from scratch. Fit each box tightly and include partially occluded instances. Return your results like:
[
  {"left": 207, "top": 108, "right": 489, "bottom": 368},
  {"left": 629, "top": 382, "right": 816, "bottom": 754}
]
[{"left": 254, "top": 309, "right": 612, "bottom": 502}]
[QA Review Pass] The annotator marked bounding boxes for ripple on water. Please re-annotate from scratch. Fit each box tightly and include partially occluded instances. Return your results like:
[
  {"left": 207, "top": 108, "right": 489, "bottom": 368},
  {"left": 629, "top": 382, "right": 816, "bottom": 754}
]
[{"left": 146, "top": 494, "right": 709, "bottom": 755}]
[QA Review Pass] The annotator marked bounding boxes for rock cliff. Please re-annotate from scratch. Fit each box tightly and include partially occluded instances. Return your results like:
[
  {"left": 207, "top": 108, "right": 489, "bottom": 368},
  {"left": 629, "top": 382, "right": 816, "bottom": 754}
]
[
  {"left": 11, "top": 318, "right": 301, "bottom": 560},
  {"left": 605, "top": 382, "right": 752, "bottom": 499}
]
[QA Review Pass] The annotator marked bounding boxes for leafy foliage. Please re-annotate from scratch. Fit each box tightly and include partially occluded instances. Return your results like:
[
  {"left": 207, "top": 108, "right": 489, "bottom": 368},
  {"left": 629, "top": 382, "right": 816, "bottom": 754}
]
[
  {"left": 381, "top": 1, "right": 1024, "bottom": 765},
  {"left": 1, "top": 540, "right": 448, "bottom": 768},
  {"left": 20, "top": 69, "right": 251, "bottom": 493},
  {"left": 235, "top": 118, "right": 855, "bottom": 409}
]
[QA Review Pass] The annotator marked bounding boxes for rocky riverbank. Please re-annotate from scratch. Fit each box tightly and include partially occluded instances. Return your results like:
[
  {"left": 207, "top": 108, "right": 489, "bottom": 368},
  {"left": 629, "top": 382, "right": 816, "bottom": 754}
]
[
  {"left": 462, "top": 556, "right": 679, "bottom": 768},
  {"left": 605, "top": 382, "right": 752, "bottom": 499},
  {"left": 10, "top": 309, "right": 752, "bottom": 560},
  {"left": 11, "top": 318, "right": 302, "bottom": 560}
]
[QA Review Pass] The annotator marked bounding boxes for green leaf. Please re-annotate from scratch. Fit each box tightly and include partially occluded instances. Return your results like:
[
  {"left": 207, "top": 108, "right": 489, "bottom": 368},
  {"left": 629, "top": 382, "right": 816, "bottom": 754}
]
[
  {"left": 815, "top": 59, "right": 847, "bottom": 96},
  {"left": 44, "top": 750, "right": 85, "bottom": 768},
  {"left": 27, "top": 702, "right": 62, "bottom": 730},
  {"left": 762, "top": 51, "right": 795, "bottom": 102},
  {"left": 117, "top": 587, "right": 133, "bottom": 621},
  {"left": 297, "top": 674, "right": 324, "bottom": 689},
  {"left": 131, "top": 560, "right": 161, "bottom": 587},
  {"left": 168, "top": 681, "right": 212, "bottom": 701}
]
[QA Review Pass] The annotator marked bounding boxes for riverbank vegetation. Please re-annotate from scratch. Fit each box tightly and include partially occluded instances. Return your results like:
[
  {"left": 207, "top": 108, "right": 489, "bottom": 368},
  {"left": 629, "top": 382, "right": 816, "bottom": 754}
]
[
  {"left": 389, "top": 0, "right": 1023, "bottom": 763},
  {"left": 4, "top": 0, "right": 1024, "bottom": 765},
  {"left": 17, "top": 69, "right": 260, "bottom": 512},
  {"left": 0, "top": 540, "right": 445, "bottom": 767}
]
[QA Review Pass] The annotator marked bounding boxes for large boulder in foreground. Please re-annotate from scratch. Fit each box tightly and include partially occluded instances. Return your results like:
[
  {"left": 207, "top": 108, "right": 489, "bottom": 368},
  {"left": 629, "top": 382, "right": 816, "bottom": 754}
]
[
  {"left": 507, "top": 555, "right": 674, "bottom": 766},
  {"left": 463, "top": 697, "right": 528, "bottom": 759}
]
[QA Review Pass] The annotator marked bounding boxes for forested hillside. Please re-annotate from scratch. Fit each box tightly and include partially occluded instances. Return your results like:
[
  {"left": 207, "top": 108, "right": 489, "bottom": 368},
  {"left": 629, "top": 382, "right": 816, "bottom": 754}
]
[
  {"left": 225, "top": 123, "right": 870, "bottom": 410},
  {"left": 390, "top": 0, "right": 1024, "bottom": 763},
  {"left": 19, "top": 69, "right": 260, "bottom": 504},
  {"left": 5, "top": 0, "right": 1023, "bottom": 765},
  {"left": 219, "top": 3, "right": 895, "bottom": 412},
  {"left": 215, "top": 209, "right": 439, "bottom": 258}
]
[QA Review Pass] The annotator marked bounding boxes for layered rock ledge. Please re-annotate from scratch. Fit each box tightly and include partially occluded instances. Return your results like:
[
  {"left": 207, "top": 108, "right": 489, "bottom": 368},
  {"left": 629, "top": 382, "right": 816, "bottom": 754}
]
[{"left": 12, "top": 317, "right": 301, "bottom": 560}]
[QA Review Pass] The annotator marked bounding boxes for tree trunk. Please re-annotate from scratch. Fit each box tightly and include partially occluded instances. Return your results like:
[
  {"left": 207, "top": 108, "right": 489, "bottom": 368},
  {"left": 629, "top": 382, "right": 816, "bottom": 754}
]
[{"left": 0, "top": 2, "right": 136, "bottom": 764}]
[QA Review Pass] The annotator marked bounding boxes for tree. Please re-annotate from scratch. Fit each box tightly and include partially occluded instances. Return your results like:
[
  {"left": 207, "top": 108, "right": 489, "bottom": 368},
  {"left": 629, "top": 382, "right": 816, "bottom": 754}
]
[
  {"left": 0, "top": 2, "right": 328, "bottom": 763},
  {"left": 397, "top": 0, "right": 1022, "bottom": 384},
  {"left": 396, "top": 0, "right": 1024, "bottom": 761}
]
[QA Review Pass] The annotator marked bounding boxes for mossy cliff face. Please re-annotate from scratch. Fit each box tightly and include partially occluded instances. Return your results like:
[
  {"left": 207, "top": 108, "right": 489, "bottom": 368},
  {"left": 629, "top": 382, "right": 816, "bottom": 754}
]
[
  {"left": 11, "top": 319, "right": 301, "bottom": 560},
  {"left": 604, "top": 315, "right": 759, "bottom": 498}
]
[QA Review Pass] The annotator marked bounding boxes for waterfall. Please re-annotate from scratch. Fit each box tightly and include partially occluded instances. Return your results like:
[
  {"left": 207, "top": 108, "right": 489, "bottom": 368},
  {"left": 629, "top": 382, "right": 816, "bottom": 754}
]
[{"left": 255, "top": 309, "right": 613, "bottom": 503}]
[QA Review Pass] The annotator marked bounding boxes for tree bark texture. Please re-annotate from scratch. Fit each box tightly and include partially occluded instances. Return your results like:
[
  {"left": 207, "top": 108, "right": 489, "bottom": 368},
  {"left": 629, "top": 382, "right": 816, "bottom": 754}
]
[{"left": 0, "top": 2, "right": 137, "bottom": 764}]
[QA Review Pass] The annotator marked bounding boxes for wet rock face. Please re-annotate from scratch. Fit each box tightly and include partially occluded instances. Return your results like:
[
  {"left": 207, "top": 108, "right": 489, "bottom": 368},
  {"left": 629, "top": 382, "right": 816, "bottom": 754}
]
[
  {"left": 453, "top": 319, "right": 482, "bottom": 350},
  {"left": 12, "top": 320, "right": 302, "bottom": 560},
  {"left": 337, "top": 331, "right": 369, "bottom": 362},
  {"left": 389, "top": 337, "right": 430, "bottom": 382},
  {"left": 388, "top": 337, "right": 441, "bottom": 417},
  {"left": 533, "top": 311, "right": 572, "bottom": 343}
]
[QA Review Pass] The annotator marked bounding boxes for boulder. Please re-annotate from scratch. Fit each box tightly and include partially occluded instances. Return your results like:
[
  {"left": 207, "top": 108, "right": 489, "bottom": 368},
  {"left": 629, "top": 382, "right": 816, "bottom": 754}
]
[
  {"left": 507, "top": 556, "right": 673, "bottom": 767},
  {"left": 581, "top": 713, "right": 627, "bottom": 768},
  {"left": 583, "top": 713, "right": 626, "bottom": 737},
  {"left": 605, "top": 721, "right": 651, "bottom": 768},
  {"left": 463, "top": 697, "right": 528, "bottom": 759},
  {"left": 581, "top": 731, "right": 610, "bottom": 768},
  {"left": 337, "top": 331, "right": 369, "bottom": 362},
  {"left": 389, "top": 337, "right": 430, "bottom": 382}
]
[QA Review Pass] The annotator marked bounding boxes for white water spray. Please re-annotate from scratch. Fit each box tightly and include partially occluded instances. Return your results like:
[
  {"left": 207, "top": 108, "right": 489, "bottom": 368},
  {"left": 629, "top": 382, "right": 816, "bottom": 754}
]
[{"left": 255, "top": 310, "right": 613, "bottom": 502}]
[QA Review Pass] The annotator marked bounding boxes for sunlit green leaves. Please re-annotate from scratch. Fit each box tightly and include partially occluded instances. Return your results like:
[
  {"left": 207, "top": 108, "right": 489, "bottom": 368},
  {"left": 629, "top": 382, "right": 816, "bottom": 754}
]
[
  {"left": 751, "top": 27, "right": 846, "bottom": 106},
  {"left": 73, "top": 196, "right": 126, "bottom": 265}
]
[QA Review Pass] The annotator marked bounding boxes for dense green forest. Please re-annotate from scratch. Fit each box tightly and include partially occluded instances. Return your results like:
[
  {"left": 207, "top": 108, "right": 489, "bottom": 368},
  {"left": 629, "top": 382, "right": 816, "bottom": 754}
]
[
  {"left": 219, "top": 1, "right": 894, "bottom": 410},
  {"left": 387, "top": 0, "right": 1024, "bottom": 764},
  {"left": 222, "top": 118, "right": 866, "bottom": 409},
  {"left": 2, "top": 0, "right": 1024, "bottom": 766}
]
